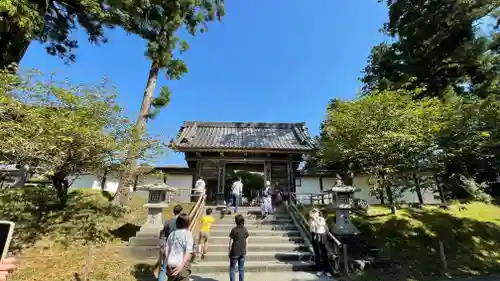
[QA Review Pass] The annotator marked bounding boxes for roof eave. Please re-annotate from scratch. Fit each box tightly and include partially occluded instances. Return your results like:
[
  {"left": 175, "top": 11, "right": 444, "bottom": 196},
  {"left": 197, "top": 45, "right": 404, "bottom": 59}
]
[{"left": 171, "top": 146, "right": 313, "bottom": 154}]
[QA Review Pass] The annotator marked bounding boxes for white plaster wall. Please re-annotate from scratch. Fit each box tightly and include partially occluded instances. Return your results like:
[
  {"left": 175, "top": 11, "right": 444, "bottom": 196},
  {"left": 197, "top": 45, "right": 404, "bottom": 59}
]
[
  {"left": 70, "top": 172, "right": 132, "bottom": 193},
  {"left": 296, "top": 175, "right": 441, "bottom": 205},
  {"left": 165, "top": 174, "right": 193, "bottom": 203},
  {"left": 69, "top": 175, "right": 101, "bottom": 189},
  {"left": 136, "top": 173, "right": 193, "bottom": 202},
  {"left": 296, "top": 177, "right": 323, "bottom": 204}
]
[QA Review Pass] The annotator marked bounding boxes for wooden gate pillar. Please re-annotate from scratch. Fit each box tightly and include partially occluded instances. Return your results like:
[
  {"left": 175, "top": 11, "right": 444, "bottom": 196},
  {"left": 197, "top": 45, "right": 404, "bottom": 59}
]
[
  {"left": 287, "top": 161, "right": 293, "bottom": 203},
  {"left": 217, "top": 160, "right": 226, "bottom": 205}
]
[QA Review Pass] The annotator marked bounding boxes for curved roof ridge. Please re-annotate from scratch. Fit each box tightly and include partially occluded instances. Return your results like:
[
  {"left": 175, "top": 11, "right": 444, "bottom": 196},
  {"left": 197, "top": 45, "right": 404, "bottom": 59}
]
[
  {"left": 173, "top": 120, "right": 315, "bottom": 152},
  {"left": 182, "top": 121, "right": 307, "bottom": 129}
]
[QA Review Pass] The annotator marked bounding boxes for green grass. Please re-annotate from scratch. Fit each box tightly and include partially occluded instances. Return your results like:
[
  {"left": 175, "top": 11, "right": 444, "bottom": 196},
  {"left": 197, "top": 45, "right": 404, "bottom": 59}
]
[
  {"left": 0, "top": 186, "right": 193, "bottom": 281},
  {"left": 300, "top": 203, "right": 500, "bottom": 281}
]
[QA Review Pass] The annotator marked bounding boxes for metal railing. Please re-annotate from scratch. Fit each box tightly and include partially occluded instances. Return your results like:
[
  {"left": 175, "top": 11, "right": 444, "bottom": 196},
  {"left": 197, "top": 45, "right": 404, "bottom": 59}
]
[{"left": 287, "top": 192, "right": 344, "bottom": 274}]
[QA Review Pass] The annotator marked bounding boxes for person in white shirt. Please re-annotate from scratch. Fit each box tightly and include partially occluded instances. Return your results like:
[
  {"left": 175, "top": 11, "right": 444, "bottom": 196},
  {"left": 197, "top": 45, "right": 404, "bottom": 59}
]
[
  {"left": 195, "top": 177, "right": 206, "bottom": 194},
  {"left": 231, "top": 177, "right": 243, "bottom": 213},
  {"left": 309, "top": 208, "right": 333, "bottom": 277},
  {"left": 161, "top": 213, "right": 193, "bottom": 281},
  {"left": 193, "top": 177, "right": 205, "bottom": 202}
]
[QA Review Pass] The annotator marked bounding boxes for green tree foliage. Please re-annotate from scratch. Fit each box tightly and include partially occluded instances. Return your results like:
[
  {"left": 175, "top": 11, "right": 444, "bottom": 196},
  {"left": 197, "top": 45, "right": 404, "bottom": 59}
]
[
  {"left": 0, "top": 69, "right": 158, "bottom": 206},
  {"left": 361, "top": 0, "right": 500, "bottom": 98},
  {"left": 226, "top": 170, "right": 264, "bottom": 199},
  {"left": 317, "top": 86, "right": 500, "bottom": 206},
  {"left": 112, "top": 0, "right": 225, "bottom": 205},
  {"left": 0, "top": 0, "right": 120, "bottom": 68},
  {"left": 437, "top": 94, "right": 500, "bottom": 196},
  {"left": 321, "top": 90, "right": 445, "bottom": 213}
]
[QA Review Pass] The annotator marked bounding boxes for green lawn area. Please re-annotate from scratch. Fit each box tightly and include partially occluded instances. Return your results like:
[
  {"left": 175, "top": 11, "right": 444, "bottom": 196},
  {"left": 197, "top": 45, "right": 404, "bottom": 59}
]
[
  {"left": 0, "top": 186, "right": 193, "bottom": 281},
  {"left": 300, "top": 202, "right": 500, "bottom": 281}
]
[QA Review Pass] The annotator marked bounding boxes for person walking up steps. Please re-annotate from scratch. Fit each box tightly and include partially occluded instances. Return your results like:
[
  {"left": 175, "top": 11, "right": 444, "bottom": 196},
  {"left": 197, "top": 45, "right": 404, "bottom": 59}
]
[
  {"left": 158, "top": 204, "right": 184, "bottom": 281},
  {"left": 163, "top": 213, "right": 193, "bottom": 281},
  {"left": 198, "top": 208, "right": 215, "bottom": 260},
  {"left": 231, "top": 177, "right": 243, "bottom": 214},
  {"left": 228, "top": 214, "right": 249, "bottom": 281}
]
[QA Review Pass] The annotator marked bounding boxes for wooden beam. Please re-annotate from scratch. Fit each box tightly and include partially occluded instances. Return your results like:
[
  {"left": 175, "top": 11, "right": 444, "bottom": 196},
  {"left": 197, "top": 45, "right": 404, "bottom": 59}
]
[
  {"left": 176, "top": 148, "right": 311, "bottom": 154},
  {"left": 185, "top": 156, "right": 302, "bottom": 163}
]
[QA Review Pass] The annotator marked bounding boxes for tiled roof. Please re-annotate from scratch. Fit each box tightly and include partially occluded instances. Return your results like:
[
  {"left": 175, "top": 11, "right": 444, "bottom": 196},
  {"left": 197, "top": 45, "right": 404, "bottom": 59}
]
[{"left": 171, "top": 121, "right": 315, "bottom": 152}]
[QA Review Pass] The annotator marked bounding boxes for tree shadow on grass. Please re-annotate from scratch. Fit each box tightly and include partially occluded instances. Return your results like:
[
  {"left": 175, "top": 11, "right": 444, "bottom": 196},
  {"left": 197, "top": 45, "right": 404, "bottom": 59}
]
[
  {"left": 0, "top": 186, "right": 126, "bottom": 253},
  {"left": 352, "top": 208, "right": 500, "bottom": 281},
  {"left": 109, "top": 222, "right": 141, "bottom": 241},
  {"left": 132, "top": 263, "right": 156, "bottom": 281}
]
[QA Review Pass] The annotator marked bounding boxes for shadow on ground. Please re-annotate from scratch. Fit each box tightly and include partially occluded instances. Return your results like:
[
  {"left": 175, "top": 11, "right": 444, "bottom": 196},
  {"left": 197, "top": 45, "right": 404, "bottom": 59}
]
[
  {"left": 351, "top": 208, "right": 500, "bottom": 281},
  {"left": 0, "top": 186, "right": 126, "bottom": 252},
  {"left": 132, "top": 263, "right": 156, "bottom": 281},
  {"left": 110, "top": 222, "right": 141, "bottom": 241}
]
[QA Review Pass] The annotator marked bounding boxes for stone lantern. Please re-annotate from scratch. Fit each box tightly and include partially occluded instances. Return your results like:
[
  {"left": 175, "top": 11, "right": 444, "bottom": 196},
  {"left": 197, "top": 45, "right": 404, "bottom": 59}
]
[
  {"left": 129, "top": 181, "right": 178, "bottom": 260},
  {"left": 325, "top": 186, "right": 360, "bottom": 236},
  {"left": 139, "top": 182, "right": 178, "bottom": 233}
]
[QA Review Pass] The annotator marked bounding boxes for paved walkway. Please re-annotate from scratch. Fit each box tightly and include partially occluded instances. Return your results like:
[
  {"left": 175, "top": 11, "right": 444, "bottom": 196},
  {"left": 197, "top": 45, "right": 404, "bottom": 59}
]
[{"left": 190, "top": 272, "right": 336, "bottom": 281}]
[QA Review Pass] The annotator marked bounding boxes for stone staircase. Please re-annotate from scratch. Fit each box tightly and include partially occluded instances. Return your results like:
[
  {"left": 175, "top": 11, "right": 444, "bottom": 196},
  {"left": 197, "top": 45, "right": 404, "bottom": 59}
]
[{"left": 192, "top": 206, "right": 315, "bottom": 273}]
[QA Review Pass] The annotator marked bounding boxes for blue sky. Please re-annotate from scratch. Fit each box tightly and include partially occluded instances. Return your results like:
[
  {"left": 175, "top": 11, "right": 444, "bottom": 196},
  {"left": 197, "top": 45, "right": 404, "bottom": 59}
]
[{"left": 21, "top": 1, "right": 388, "bottom": 166}]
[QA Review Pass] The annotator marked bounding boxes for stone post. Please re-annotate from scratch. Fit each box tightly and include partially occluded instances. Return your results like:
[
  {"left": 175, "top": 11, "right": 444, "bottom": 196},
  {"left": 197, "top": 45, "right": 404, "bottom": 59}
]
[
  {"left": 128, "top": 182, "right": 178, "bottom": 260},
  {"left": 326, "top": 186, "right": 360, "bottom": 235}
]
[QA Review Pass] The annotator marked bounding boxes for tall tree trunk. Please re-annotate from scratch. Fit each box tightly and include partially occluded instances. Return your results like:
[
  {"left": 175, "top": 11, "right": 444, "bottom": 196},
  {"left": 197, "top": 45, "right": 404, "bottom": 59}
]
[
  {"left": 0, "top": 20, "right": 31, "bottom": 69},
  {"left": 434, "top": 173, "right": 448, "bottom": 207},
  {"left": 112, "top": 61, "right": 160, "bottom": 205},
  {"left": 385, "top": 184, "right": 397, "bottom": 214},
  {"left": 51, "top": 172, "right": 69, "bottom": 208},
  {"left": 377, "top": 179, "right": 385, "bottom": 204},
  {"left": 413, "top": 172, "right": 424, "bottom": 205},
  {"left": 101, "top": 169, "right": 108, "bottom": 190}
]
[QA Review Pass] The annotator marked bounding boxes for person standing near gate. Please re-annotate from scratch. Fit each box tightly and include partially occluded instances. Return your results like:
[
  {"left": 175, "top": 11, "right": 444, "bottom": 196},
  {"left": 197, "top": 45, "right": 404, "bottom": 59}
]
[
  {"left": 194, "top": 177, "right": 206, "bottom": 201},
  {"left": 231, "top": 177, "right": 243, "bottom": 214},
  {"left": 261, "top": 181, "right": 273, "bottom": 217}
]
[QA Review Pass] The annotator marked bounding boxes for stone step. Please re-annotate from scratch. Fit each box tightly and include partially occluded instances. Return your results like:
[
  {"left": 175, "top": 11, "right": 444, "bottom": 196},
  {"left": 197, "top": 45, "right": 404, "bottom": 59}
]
[
  {"left": 211, "top": 224, "right": 298, "bottom": 231},
  {"left": 129, "top": 236, "right": 161, "bottom": 247},
  {"left": 192, "top": 260, "right": 316, "bottom": 273},
  {"left": 210, "top": 229, "right": 301, "bottom": 237},
  {"left": 127, "top": 245, "right": 161, "bottom": 260},
  {"left": 214, "top": 217, "right": 293, "bottom": 225},
  {"left": 198, "top": 251, "right": 313, "bottom": 262},
  {"left": 208, "top": 235, "right": 304, "bottom": 245},
  {"left": 205, "top": 243, "right": 309, "bottom": 252},
  {"left": 218, "top": 210, "right": 290, "bottom": 219}
]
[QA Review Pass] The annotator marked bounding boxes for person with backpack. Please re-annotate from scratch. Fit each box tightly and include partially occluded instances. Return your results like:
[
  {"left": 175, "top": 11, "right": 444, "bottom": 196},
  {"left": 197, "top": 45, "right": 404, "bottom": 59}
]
[
  {"left": 158, "top": 204, "right": 184, "bottom": 281},
  {"left": 163, "top": 213, "right": 193, "bottom": 281}
]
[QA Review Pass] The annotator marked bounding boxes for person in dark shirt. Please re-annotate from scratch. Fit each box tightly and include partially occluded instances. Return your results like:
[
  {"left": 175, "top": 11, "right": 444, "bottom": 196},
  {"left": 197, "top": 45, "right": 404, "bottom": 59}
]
[{"left": 228, "top": 214, "right": 249, "bottom": 281}]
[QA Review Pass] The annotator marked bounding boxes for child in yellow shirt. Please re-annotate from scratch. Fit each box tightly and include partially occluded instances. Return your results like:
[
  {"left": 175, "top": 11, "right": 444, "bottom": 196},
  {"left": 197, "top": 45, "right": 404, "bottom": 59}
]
[{"left": 198, "top": 208, "right": 215, "bottom": 259}]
